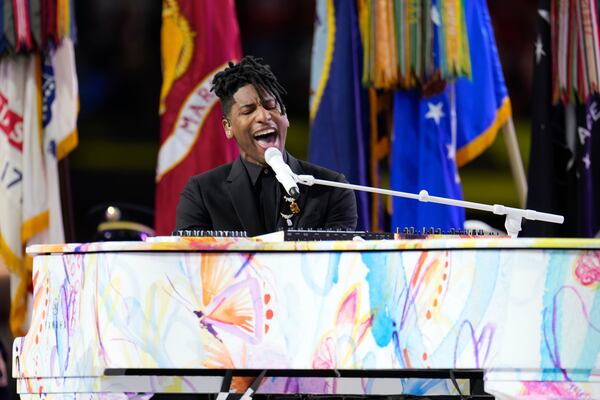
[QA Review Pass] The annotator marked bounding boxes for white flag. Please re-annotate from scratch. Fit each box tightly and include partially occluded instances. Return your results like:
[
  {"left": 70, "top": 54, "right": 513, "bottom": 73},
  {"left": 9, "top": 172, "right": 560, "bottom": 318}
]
[
  {"left": 0, "top": 55, "right": 47, "bottom": 336},
  {"left": 0, "top": 40, "right": 78, "bottom": 336},
  {"left": 37, "top": 37, "right": 79, "bottom": 244},
  {"left": 0, "top": 57, "right": 28, "bottom": 273}
]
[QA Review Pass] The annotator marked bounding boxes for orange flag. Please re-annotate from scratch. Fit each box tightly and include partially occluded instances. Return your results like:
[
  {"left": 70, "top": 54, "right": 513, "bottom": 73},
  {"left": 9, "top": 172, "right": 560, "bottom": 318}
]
[{"left": 155, "top": 0, "right": 241, "bottom": 235}]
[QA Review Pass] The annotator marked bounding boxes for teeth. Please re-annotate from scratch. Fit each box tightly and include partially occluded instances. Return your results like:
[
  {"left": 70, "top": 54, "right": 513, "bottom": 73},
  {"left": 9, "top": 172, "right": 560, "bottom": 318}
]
[{"left": 254, "top": 129, "right": 275, "bottom": 138}]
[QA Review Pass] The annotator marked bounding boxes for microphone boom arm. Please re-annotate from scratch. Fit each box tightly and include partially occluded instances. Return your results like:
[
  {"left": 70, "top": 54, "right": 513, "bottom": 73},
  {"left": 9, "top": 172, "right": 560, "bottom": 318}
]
[{"left": 295, "top": 174, "right": 564, "bottom": 238}]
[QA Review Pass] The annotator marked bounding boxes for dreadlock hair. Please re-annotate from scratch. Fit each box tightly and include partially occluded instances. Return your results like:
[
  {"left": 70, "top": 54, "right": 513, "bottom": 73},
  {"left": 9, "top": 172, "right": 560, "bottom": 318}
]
[{"left": 211, "top": 56, "right": 287, "bottom": 117}]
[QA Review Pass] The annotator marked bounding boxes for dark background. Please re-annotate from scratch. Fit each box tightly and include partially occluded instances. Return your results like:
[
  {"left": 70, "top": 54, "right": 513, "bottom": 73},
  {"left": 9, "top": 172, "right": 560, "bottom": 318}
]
[{"left": 70, "top": 0, "right": 537, "bottom": 240}]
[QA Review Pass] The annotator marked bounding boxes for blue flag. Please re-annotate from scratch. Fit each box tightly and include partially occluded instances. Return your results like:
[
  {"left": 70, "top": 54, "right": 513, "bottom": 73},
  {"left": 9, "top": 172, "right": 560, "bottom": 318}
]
[
  {"left": 308, "top": 0, "right": 370, "bottom": 230},
  {"left": 391, "top": 0, "right": 511, "bottom": 231}
]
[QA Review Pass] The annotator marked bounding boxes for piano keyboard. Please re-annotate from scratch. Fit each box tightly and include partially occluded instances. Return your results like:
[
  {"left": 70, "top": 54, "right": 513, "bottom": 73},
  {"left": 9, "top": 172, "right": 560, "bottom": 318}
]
[{"left": 172, "top": 227, "right": 502, "bottom": 241}]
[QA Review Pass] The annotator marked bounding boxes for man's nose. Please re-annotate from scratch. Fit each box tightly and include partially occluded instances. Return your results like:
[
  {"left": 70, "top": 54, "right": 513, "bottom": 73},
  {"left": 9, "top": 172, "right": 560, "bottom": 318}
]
[{"left": 256, "top": 105, "right": 272, "bottom": 122}]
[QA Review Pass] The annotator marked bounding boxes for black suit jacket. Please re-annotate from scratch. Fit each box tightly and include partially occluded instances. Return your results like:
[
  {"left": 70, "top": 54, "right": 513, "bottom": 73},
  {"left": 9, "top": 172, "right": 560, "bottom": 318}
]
[{"left": 175, "top": 154, "right": 357, "bottom": 236}]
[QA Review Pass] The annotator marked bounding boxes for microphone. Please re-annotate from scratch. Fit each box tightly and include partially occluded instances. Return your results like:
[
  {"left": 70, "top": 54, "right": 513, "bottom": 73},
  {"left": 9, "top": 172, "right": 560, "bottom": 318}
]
[{"left": 264, "top": 147, "right": 300, "bottom": 199}]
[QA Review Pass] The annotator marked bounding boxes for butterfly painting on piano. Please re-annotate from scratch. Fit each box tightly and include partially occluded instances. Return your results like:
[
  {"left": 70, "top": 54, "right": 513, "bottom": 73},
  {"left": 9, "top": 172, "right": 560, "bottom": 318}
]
[
  {"left": 192, "top": 274, "right": 265, "bottom": 344},
  {"left": 166, "top": 252, "right": 275, "bottom": 348}
]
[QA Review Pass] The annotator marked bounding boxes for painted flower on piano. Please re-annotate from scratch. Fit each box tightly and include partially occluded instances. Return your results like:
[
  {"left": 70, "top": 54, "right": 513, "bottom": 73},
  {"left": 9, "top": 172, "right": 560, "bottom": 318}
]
[{"left": 574, "top": 251, "right": 600, "bottom": 287}]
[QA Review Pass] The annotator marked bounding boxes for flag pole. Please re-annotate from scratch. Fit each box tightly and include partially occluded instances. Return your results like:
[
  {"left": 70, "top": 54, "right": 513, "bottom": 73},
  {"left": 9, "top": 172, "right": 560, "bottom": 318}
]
[{"left": 502, "top": 116, "right": 528, "bottom": 208}]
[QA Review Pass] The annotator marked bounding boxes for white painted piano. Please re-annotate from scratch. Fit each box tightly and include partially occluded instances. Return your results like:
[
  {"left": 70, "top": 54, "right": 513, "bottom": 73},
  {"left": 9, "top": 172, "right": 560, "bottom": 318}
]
[{"left": 13, "top": 236, "right": 600, "bottom": 399}]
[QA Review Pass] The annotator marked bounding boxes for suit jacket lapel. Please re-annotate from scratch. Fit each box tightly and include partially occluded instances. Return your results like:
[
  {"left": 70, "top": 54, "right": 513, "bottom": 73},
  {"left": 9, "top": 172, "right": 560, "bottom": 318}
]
[
  {"left": 287, "top": 154, "right": 309, "bottom": 229},
  {"left": 226, "top": 158, "right": 264, "bottom": 235}
]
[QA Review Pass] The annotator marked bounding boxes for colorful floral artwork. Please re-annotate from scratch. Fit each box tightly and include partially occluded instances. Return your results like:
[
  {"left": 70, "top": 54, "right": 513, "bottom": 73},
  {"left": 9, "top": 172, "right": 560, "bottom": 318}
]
[{"left": 13, "top": 238, "right": 600, "bottom": 399}]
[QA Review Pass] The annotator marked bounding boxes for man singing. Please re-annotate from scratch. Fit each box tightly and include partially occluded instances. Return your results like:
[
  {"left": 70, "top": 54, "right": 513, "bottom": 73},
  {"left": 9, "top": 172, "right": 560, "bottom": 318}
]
[{"left": 175, "top": 56, "right": 357, "bottom": 236}]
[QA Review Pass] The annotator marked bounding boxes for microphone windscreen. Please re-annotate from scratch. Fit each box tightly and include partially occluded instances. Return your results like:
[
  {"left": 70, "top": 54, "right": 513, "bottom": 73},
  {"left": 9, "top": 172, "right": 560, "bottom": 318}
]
[{"left": 264, "top": 147, "right": 282, "bottom": 164}]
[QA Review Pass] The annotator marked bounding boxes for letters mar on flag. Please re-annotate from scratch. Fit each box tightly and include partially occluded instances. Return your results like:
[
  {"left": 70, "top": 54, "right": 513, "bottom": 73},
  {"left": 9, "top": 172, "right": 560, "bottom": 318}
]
[
  {"left": 155, "top": 0, "right": 241, "bottom": 235},
  {"left": 390, "top": 0, "right": 511, "bottom": 231},
  {"left": 308, "top": 0, "right": 370, "bottom": 230}
]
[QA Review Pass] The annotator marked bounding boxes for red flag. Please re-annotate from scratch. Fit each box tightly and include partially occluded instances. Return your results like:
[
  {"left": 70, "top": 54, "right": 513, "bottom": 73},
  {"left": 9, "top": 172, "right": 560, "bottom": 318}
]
[{"left": 155, "top": 0, "right": 241, "bottom": 235}]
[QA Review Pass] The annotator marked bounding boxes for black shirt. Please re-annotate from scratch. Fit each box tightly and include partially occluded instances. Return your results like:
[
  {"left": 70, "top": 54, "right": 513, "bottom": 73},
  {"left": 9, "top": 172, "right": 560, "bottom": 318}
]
[{"left": 240, "top": 157, "right": 283, "bottom": 233}]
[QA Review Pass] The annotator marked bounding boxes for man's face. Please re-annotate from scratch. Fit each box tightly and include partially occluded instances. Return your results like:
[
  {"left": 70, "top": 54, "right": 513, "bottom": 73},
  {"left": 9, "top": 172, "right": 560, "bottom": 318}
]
[{"left": 223, "top": 84, "right": 289, "bottom": 166}]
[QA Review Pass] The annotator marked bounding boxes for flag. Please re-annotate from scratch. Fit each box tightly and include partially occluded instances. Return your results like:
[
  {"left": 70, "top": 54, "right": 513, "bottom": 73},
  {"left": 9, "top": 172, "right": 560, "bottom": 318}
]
[
  {"left": 573, "top": 96, "right": 600, "bottom": 237},
  {"left": 155, "top": 0, "right": 241, "bottom": 235},
  {"left": 308, "top": 0, "right": 370, "bottom": 230},
  {"left": 0, "top": 55, "right": 46, "bottom": 337},
  {"left": 0, "top": 38, "right": 78, "bottom": 336},
  {"left": 524, "top": 0, "right": 570, "bottom": 237},
  {"left": 391, "top": 87, "right": 465, "bottom": 231},
  {"left": 524, "top": 0, "right": 600, "bottom": 237},
  {"left": 390, "top": 0, "right": 511, "bottom": 231},
  {"left": 39, "top": 37, "right": 78, "bottom": 243}
]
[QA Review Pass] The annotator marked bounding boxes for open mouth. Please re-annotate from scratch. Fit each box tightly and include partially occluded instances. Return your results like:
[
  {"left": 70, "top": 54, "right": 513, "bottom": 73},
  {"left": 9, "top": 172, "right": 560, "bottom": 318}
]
[{"left": 254, "top": 128, "right": 278, "bottom": 148}]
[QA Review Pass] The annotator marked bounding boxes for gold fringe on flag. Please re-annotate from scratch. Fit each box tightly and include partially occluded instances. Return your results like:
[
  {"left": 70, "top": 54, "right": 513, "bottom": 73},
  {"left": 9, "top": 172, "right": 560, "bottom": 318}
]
[
  {"left": 359, "top": 0, "right": 472, "bottom": 90},
  {"left": 373, "top": 0, "right": 398, "bottom": 88}
]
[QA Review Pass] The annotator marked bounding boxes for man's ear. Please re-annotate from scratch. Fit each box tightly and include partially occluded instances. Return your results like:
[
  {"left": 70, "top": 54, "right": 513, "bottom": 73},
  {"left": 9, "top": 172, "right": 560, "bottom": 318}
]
[{"left": 222, "top": 118, "right": 233, "bottom": 139}]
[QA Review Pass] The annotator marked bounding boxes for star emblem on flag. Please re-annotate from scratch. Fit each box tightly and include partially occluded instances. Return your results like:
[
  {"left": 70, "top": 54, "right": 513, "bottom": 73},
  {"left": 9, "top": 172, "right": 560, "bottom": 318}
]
[{"left": 425, "top": 101, "right": 445, "bottom": 125}]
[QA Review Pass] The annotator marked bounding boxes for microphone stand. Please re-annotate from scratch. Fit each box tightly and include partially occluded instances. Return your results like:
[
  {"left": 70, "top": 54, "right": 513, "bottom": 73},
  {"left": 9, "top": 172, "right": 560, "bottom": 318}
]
[{"left": 294, "top": 175, "right": 564, "bottom": 238}]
